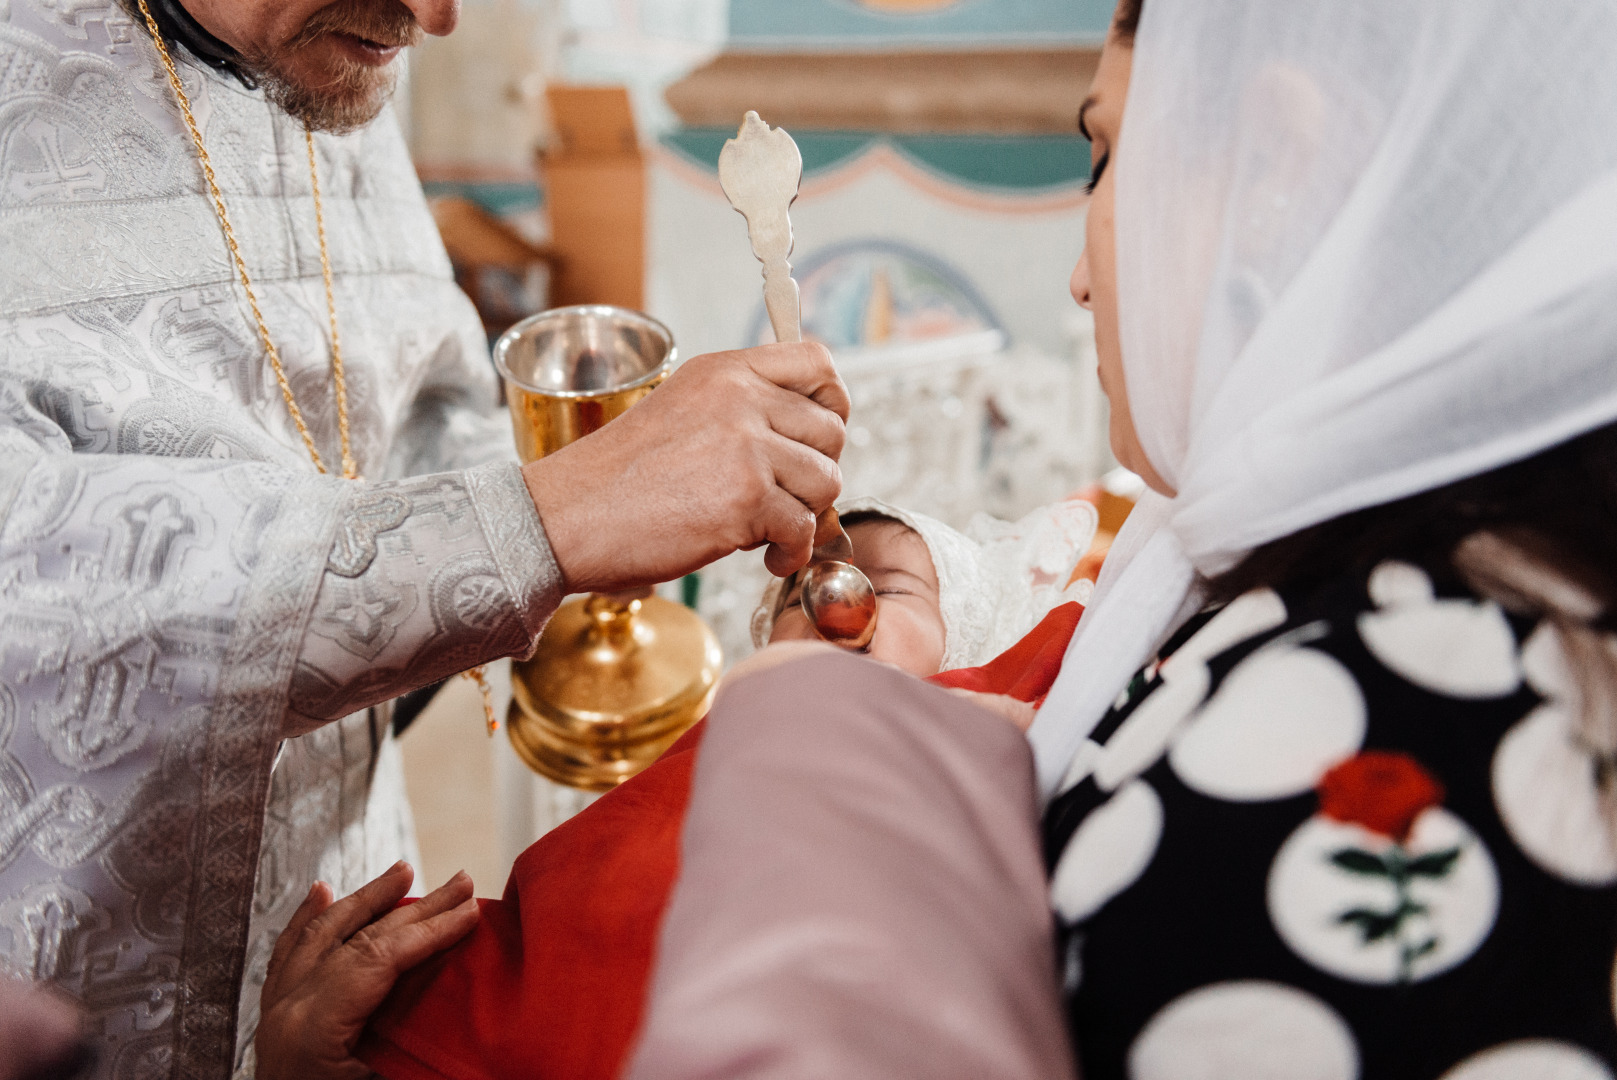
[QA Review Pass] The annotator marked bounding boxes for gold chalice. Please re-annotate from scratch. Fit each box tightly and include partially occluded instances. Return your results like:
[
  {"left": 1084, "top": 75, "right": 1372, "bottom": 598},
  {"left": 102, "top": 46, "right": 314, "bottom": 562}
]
[{"left": 495, "top": 305, "right": 723, "bottom": 791}]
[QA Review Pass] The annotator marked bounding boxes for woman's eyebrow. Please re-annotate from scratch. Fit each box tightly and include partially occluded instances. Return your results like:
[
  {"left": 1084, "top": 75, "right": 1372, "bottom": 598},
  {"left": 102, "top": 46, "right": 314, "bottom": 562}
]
[{"left": 1077, "top": 96, "right": 1098, "bottom": 142}]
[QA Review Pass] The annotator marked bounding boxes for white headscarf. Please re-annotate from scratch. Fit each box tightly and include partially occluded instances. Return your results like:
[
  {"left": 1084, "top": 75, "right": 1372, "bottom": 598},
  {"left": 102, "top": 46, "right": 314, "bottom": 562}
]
[
  {"left": 1031, "top": 0, "right": 1617, "bottom": 795},
  {"left": 753, "top": 497, "right": 1097, "bottom": 671}
]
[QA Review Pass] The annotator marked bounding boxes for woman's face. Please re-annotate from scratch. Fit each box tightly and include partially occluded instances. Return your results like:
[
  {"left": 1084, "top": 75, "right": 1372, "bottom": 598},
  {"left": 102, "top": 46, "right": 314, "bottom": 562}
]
[
  {"left": 1070, "top": 29, "right": 1175, "bottom": 497},
  {"left": 769, "top": 518, "right": 947, "bottom": 678}
]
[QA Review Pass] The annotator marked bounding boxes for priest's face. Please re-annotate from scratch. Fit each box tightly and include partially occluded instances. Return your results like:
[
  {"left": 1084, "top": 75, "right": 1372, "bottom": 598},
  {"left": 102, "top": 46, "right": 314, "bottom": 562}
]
[{"left": 181, "top": 0, "right": 458, "bottom": 132}]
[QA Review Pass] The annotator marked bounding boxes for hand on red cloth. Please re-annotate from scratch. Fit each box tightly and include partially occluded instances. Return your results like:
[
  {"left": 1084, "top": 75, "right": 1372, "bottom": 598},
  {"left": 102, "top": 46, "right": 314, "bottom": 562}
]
[
  {"left": 258, "top": 863, "right": 480, "bottom": 1080},
  {"left": 355, "top": 602, "right": 1082, "bottom": 1080}
]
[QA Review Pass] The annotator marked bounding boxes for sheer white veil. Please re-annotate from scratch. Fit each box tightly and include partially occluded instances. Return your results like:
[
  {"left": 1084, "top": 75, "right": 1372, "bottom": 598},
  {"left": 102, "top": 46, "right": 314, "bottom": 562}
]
[{"left": 1030, "top": 0, "right": 1617, "bottom": 795}]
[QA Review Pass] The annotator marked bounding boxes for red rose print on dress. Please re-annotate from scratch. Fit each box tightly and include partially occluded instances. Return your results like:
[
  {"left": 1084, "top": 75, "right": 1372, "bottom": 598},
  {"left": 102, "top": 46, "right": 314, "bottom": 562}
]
[
  {"left": 1268, "top": 751, "right": 1499, "bottom": 985},
  {"left": 1317, "top": 751, "right": 1444, "bottom": 843},
  {"left": 1316, "top": 754, "right": 1460, "bottom": 981}
]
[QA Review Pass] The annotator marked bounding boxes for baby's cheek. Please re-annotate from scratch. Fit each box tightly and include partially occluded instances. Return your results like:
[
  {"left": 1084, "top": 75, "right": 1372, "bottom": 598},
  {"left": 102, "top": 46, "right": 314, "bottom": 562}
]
[{"left": 866, "top": 601, "right": 947, "bottom": 679}]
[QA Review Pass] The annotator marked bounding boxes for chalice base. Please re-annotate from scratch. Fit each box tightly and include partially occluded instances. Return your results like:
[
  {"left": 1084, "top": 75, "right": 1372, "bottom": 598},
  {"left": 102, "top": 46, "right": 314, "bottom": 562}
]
[{"left": 508, "top": 594, "right": 722, "bottom": 792}]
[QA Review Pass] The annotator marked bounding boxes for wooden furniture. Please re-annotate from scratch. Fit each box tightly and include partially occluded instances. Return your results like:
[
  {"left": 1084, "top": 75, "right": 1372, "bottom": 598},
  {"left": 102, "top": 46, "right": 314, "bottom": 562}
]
[
  {"left": 666, "top": 49, "right": 1099, "bottom": 135},
  {"left": 428, "top": 195, "right": 556, "bottom": 339}
]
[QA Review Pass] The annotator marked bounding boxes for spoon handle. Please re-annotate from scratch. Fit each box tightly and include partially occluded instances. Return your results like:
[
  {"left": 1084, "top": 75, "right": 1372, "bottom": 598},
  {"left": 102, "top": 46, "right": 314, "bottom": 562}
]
[
  {"left": 764, "top": 261, "right": 802, "bottom": 344},
  {"left": 762, "top": 251, "right": 852, "bottom": 563},
  {"left": 717, "top": 112, "right": 855, "bottom": 576},
  {"left": 810, "top": 507, "right": 854, "bottom": 564}
]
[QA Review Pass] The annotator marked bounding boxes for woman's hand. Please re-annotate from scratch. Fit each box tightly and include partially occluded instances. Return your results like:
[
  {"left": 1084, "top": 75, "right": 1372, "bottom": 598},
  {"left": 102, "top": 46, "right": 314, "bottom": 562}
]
[
  {"left": 0, "top": 978, "right": 86, "bottom": 1080},
  {"left": 945, "top": 689, "right": 1038, "bottom": 733},
  {"left": 727, "top": 643, "right": 1038, "bottom": 732},
  {"left": 724, "top": 640, "right": 843, "bottom": 686},
  {"left": 254, "top": 862, "right": 479, "bottom": 1080}
]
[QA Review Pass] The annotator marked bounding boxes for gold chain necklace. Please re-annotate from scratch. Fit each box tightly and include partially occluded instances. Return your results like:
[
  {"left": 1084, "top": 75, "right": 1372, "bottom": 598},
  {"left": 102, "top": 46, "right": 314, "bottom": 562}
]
[
  {"left": 134, "top": 0, "right": 354, "bottom": 479},
  {"left": 135, "top": 0, "right": 500, "bottom": 735}
]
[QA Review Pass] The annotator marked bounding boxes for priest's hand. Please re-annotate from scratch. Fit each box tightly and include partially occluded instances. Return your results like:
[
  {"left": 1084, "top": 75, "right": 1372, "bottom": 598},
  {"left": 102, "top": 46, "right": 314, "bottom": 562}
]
[
  {"left": 523, "top": 341, "right": 849, "bottom": 589},
  {"left": 255, "top": 862, "right": 479, "bottom": 1080}
]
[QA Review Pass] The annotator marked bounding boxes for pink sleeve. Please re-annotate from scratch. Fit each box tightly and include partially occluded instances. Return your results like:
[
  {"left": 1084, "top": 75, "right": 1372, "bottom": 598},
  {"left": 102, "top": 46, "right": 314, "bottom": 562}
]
[{"left": 624, "top": 651, "right": 1077, "bottom": 1080}]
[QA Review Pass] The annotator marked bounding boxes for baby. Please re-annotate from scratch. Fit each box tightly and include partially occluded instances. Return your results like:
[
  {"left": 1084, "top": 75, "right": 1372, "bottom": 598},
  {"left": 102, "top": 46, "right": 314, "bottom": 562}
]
[
  {"left": 764, "top": 511, "right": 947, "bottom": 674},
  {"left": 754, "top": 495, "right": 1099, "bottom": 678}
]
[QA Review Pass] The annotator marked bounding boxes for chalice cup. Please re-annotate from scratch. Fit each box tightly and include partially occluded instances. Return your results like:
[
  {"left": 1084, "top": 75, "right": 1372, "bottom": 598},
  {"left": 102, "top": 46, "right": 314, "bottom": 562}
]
[{"left": 495, "top": 305, "right": 723, "bottom": 791}]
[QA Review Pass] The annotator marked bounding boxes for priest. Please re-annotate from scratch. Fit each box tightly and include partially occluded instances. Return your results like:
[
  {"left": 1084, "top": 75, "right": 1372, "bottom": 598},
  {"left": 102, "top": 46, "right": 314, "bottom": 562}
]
[{"left": 0, "top": 1, "right": 847, "bottom": 1077}]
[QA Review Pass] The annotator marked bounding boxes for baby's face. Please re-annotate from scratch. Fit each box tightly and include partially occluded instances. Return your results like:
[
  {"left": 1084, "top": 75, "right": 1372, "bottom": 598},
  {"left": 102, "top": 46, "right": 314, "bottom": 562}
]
[{"left": 769, "top": 518, "right": 947, "bottom": 677}]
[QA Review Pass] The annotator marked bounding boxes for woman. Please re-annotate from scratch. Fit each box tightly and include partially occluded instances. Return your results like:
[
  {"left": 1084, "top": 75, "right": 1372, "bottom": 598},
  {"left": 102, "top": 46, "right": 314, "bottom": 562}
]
[
  {"left": 1030, "top": 0, "right": 1617, "bottom": 1073},
  {"left": 257, "top": 0, "right": 1617, "bottom": 1076}
]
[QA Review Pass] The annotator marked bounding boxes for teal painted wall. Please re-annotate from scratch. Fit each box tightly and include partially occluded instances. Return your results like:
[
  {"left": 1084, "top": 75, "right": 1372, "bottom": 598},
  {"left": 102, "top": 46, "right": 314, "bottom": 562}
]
[
  {"left": 663, "top": 129, "right": 1092, "bottom": 192},
  {"left": 728, "top": 0, "right": 1112, "bottom": 48},
  {"left": 422, "top": 180, "right": 544, "bottom": 216}
]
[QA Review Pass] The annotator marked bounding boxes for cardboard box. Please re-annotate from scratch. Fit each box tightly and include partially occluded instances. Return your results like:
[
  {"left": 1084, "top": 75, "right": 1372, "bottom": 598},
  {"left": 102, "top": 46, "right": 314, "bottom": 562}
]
[{"left": 542, "top": 85, "right": 645, "bottom": 310}]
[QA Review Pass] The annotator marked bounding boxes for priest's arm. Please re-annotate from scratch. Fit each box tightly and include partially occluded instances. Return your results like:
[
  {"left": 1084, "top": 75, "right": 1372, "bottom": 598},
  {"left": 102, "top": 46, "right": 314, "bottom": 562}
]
[
  {"left": 0, "top": 340, "right": 849, "bottom": 736},
  {"left": 285, "top": 460, "right": 561, "bottom": 733},
  {"left": 0, "top": 446, "right": 550, "bottom": 742},
  {"left": 285, "top": 336, "right": 858, "bottom": 729}
]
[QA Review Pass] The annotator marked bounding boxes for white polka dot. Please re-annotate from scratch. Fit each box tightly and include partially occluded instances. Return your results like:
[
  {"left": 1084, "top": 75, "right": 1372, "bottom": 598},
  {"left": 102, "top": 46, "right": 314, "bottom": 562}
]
[
  {"left": 1127, "top": 981, "right": 1358, "bottom": 1080},
  {"left": 1094, "top": 675, "right": 1208, "bottom": 793},
  {"left": 1268, "top": 809, "right": 1498, "bottom": 985},
  {"left": 1491, "top": 624, "right": 1617, "bottom": 886},
  {"left": 1438, "top": 1040, "right": 1613, "bottom": 1080},
  {"left": 1357, "top": 562, "right": 1521, "bottom": 699},
  {"left": 1170, "top": 644, "right": 1365, "bottom": 802},
  {"left": 1367, "top": 560, "right": 1436, "bottom": 608},
  {"left": 1521, "top": 619, "right": 1576, "bottom": 698},
  {"left": 1050, "top": 780, "right": 1163, "bottom": 924},
  {"left": 1172, "top": 589, "right": 1290, "bottom": 669},
  {"left": 1492, "top": 704, "right": 1617, "bottom": 886},
  {"left": 1081, "top": 590, "right": 1290, "bottom": 795}
]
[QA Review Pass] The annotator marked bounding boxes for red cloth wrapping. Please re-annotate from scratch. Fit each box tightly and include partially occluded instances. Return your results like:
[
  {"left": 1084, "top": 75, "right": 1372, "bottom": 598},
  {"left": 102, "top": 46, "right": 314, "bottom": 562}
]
[
  {"left": 925, "top": 600, "right": 1083, "bottom": 708},
  {"left": 356, "top": 601, "right": 1082, "bottom": 1080}
]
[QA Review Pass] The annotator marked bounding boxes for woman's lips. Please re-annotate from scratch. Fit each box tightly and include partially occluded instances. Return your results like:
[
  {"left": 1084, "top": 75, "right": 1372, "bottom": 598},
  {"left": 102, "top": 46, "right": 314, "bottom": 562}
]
[{"left": 329, "top": 32, "right": 403, "bottom": 66}]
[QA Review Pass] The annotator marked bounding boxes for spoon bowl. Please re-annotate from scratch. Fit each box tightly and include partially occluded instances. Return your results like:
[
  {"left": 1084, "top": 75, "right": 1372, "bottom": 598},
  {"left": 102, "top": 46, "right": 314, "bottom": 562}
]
[{"left": 800, "top": 559, "right": 878, "bottom": 649}]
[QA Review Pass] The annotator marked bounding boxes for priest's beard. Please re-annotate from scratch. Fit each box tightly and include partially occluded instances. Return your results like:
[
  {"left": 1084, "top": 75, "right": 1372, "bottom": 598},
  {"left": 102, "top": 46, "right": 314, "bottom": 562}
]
[{"left": 239, "top": 0, "right": 422, "bottom": 134}]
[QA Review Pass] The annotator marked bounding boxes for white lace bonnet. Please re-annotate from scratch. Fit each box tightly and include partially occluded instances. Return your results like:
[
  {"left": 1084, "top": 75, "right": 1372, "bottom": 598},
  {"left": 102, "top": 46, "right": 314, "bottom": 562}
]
[{"left": 750, "top": 496, "right": 1099, "bottom": 671}]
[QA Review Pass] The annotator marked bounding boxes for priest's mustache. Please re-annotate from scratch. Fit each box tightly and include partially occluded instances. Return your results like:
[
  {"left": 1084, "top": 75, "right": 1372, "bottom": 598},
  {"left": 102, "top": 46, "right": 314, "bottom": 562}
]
[{"left": 287, "top": 0, "right": 423, "bottom": 53}]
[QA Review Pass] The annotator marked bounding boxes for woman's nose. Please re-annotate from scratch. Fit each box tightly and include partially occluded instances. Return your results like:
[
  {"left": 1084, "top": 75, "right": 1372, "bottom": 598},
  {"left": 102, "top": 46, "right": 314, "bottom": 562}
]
[
  {"left": 400, "top": 0, "right": 459, "bottom": 36},
  {"left": 1070, "top": 252, "right": 1093, "bottom": 310}
]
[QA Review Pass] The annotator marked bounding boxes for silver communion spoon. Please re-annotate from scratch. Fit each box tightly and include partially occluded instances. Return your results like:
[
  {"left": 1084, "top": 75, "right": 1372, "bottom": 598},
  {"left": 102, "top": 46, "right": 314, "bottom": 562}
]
[{"left": 719, "top": 111, "right": 877, "bottom": 650}]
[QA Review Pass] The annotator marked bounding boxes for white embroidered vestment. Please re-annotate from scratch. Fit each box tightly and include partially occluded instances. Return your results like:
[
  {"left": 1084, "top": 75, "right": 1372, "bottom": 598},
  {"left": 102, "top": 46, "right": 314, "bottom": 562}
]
[{"left": 0, "top": 4, "right": 563, "bottom": 1077}]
